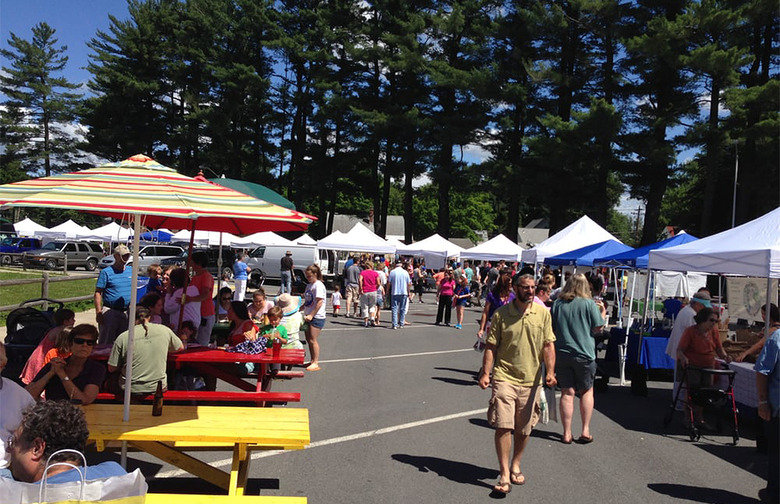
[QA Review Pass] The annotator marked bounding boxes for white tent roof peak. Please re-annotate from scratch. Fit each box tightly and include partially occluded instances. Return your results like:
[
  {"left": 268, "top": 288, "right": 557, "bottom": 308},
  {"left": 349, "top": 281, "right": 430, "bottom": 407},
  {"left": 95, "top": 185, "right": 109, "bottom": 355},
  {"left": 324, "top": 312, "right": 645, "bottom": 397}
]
[
  {"left": 317, "top": 225, "right": 395, "bottom": 253},
  {"left": 461, "top": 234, "right": 525, "bottom": 262},
  {"left": 13, "top": 217, "right": 48, "bottom": 237},
  {"left": 521, "top": 215, "right": 619, "bottom": 264}
]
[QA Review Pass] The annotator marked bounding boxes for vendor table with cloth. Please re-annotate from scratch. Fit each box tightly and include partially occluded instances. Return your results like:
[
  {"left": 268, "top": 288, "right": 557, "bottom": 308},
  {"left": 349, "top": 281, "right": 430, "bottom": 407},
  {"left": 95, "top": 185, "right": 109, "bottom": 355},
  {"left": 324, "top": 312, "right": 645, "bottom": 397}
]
[
  {"left": 727, "top": 361, "right": 759, "bottom": 412},
  {"left": 606, "top": 327, "right": 674, "bottom": 370},
  {"left": 83, "top": 403, "right": 310, "bottom": 496}
]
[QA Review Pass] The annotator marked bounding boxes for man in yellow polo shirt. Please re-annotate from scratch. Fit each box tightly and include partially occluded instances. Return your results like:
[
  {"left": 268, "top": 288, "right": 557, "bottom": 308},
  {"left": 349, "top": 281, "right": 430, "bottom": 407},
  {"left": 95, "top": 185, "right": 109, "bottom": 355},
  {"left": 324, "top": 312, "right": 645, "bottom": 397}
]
[{"left": 479, "top": 273, "right": 557, "bottom": 495}]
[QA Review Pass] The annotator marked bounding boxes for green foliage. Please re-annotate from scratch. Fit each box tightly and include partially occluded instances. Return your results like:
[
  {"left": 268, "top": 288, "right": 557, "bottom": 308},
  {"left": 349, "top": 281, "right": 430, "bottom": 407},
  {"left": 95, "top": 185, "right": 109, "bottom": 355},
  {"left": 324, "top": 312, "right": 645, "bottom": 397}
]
[
  {"left": 411, "top": 183, "right": 497, "bottom": 242},
  {"left": 607, "top": 209, "right": 637, "bottom": 247}
]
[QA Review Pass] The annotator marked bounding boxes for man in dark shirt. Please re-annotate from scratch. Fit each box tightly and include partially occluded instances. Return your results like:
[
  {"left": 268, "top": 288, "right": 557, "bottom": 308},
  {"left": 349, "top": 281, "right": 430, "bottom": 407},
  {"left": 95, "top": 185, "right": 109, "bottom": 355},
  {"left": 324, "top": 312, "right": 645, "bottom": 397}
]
[
  {"left": 280, "top": 251, "right": 294, "bottom": 294},
  {"left": 345, "top": 261, "right": 362, "bottom": 318}
]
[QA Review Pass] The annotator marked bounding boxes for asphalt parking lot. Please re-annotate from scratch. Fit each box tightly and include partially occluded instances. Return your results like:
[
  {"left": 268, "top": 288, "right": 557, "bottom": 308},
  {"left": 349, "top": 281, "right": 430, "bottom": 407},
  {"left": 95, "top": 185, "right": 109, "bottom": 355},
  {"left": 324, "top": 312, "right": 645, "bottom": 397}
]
[{"left": 72, "top": 298, "right": 769, "bottom": 503}]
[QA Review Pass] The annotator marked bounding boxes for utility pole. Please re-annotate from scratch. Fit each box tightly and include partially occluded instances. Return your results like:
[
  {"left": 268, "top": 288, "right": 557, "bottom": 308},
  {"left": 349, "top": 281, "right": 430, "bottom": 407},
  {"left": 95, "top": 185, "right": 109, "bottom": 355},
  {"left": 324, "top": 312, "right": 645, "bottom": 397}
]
[{"left": 633, "top": 206, "right": 643, "bottom": 244}]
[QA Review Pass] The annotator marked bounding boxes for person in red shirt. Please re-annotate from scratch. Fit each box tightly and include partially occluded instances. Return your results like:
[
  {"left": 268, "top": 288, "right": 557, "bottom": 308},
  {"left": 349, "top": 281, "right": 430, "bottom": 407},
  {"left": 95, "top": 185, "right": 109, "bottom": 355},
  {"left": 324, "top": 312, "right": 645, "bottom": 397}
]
[{"left": 187, "top": 250, "right": 215, "bottom": 346}]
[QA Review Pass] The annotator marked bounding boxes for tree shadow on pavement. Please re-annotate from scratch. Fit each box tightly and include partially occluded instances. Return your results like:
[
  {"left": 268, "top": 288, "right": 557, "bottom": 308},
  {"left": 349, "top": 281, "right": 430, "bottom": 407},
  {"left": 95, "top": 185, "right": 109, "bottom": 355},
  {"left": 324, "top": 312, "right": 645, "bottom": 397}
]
[
  {"left": 647, "top": 483, "right": 760, "bottom": 503},
  {"left": 391, "top": 453, "right": 497, "bottom": 490}
]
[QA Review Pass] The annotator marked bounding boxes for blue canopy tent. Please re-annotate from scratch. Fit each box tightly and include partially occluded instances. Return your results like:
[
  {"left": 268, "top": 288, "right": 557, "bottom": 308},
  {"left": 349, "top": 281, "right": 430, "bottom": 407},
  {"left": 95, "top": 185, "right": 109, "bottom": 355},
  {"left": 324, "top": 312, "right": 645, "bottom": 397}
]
[
  {"left": 544, "top": 239, "right": 633, "bottom": 267},
  {"left": 139, "top": 229, "right": 173, "bottom": 242},
  {"left": 592, "top": 232, "right": 700, "bottom": 385},
  {"left": 593, "top": 232, "right": 699, "bottom": 269}
]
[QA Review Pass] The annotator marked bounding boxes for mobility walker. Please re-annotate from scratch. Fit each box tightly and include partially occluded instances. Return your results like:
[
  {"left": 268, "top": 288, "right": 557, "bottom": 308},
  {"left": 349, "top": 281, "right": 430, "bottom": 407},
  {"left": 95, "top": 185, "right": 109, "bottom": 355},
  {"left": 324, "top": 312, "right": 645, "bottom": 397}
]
[{"left": 664, "top": 364, "right": 739, "bottom": 445}]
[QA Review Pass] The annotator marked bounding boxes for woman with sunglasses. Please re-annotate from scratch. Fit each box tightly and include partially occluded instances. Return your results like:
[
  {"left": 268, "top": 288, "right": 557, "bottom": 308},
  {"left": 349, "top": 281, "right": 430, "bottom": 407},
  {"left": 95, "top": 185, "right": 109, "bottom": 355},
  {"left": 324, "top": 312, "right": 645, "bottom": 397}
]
[
  {"left": 26, "top": 324, "right": 105, "bottom": 405},
  {"left": 677, "top": 307, "right": 732, "bottom": 428}
]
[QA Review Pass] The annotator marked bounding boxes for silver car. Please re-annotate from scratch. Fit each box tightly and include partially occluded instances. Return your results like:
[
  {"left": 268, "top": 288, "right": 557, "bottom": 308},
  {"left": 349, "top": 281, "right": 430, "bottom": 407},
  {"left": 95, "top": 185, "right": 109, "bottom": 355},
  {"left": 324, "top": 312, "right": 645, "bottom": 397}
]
[{"left": 99, "top": 244, "right": 184, "bottom": 271}]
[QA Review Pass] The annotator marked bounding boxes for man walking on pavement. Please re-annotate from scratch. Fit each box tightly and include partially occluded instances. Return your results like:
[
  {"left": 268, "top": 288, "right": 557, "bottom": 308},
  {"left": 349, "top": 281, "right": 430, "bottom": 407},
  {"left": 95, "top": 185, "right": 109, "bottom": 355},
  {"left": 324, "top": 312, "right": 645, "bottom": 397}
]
[
  {"left": 388, "top": 260, "right": 412, "bottom": 329},
  {"left": 94, "top": 244, "right": 132, "bottom": 345},
  {"left": 479, "top": 273, "right": 556, "bottom": 495},
  {"left": 345, "top": 259, "right": 362, "bottom": 318},
  {"left": 280, "top": 251, "right": 294, "bottom": 294}
]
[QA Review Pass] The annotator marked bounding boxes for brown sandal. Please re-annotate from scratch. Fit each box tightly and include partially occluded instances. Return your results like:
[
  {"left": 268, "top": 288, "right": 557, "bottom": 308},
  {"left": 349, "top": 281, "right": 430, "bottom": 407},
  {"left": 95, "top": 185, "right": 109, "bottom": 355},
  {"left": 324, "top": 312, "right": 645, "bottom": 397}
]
[
  {"left": 510, "top": 472, "right": 525, "bottom": 485},
  {"left": 493, "top": 480, "right": 512, "bottom": 494}
]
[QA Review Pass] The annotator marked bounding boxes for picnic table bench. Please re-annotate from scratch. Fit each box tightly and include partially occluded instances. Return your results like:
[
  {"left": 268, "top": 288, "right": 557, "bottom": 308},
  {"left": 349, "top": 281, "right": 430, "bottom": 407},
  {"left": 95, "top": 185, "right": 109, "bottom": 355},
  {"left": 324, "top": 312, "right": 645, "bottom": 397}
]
[{"left": 95, "top": 390, "right": 300, "bottom": 407}]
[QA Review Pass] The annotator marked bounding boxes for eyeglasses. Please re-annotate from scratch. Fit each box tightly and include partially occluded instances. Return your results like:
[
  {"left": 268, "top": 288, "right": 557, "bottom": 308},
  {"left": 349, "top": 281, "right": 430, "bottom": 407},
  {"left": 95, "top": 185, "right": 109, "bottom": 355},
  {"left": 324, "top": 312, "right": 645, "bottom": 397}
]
[
  {"left": 221, "top": 297, "right": 232, "bottom": 301},
  {"left": 121, "top": 254, "right": 131, "bottom": 260},
  {"left": 73, "top": 337, "right": 96, "bottom": 346},
  {"left": 708, "top": 318, "right": 719, "bottom": 323}
]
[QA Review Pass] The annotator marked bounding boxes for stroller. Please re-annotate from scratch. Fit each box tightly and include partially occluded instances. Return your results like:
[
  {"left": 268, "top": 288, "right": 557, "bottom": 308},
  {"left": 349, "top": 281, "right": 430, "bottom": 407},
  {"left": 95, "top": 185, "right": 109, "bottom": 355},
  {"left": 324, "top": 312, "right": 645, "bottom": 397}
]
[
  {"left": 2, "top": 298, "right": 62, "bottom": 382},
  {"left": 664, "top": 364, "right": 739, "bottom": 444}
]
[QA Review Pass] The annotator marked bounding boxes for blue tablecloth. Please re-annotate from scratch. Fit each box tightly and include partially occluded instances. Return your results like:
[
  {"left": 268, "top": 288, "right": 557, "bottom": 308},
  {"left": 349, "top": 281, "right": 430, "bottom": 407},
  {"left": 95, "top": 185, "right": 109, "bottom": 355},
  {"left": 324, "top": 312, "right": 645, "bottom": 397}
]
[{"left": 605, "top": 327, "right": 674, "bottom": 370}]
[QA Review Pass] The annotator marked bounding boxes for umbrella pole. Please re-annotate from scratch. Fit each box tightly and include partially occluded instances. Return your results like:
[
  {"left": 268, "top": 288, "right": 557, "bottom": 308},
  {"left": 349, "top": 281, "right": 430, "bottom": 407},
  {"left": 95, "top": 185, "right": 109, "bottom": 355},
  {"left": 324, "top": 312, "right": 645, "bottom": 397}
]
[{"left": 122, "top": 217, "right": 142, "bottom": 425}]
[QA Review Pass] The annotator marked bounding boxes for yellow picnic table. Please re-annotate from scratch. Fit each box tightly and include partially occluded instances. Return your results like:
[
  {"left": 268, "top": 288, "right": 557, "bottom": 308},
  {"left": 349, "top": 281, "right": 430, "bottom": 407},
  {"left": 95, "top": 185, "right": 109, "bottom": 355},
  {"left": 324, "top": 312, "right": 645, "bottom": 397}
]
[{"left": 83, "top": 403, "right": 310, "bottom": 496}]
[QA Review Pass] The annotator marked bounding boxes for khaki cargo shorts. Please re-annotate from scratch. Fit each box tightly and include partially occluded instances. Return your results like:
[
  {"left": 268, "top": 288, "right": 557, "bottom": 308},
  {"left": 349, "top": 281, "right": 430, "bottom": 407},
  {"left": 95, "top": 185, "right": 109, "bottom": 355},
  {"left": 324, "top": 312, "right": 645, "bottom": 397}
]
[{"left": 487, "top": 380, "right": 541, "bottom": 435}]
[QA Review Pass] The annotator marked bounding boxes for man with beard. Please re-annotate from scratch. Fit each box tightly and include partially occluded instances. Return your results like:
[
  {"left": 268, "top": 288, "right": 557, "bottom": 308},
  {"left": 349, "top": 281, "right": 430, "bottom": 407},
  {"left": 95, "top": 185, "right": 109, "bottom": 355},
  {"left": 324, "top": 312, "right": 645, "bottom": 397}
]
[{"left": 479, "top": 274, "right": 556, "bottom": 495}]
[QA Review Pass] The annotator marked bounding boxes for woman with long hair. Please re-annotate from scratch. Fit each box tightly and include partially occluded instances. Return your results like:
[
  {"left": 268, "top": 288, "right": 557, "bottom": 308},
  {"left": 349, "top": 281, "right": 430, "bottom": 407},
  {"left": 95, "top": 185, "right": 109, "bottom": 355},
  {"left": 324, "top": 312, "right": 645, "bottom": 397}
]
[
  {"left": 27, "top": 324, "right": 104, "bottom": 405},
  {"left": 107, "top": 306, "right": 184, "bottom": 395},
  {"left": 435, "top": 269, "right": 456, "bottom": 326},
  {"left": 551, "top": 273, "right": 607, "bottom": 444},
  {"left": 302, "top": 264, "right": 327, "bottom": 371}
]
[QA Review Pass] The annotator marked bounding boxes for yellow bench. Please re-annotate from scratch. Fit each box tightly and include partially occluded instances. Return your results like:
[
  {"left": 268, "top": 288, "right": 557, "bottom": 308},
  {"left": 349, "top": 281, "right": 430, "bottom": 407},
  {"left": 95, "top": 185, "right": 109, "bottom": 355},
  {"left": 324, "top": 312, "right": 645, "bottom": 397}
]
[{"left": 145, "top": 494, "right": 306, "bottom": 503}]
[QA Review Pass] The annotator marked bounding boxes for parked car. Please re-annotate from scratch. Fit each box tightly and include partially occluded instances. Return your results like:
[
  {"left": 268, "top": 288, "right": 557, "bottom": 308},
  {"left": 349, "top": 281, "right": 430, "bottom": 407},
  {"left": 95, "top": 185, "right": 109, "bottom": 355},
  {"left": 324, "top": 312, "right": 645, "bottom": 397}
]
[
  {"left": 0, "top": 237, "right": 43, "bottom": 265},
  {"left": 160, "top": 247, "right": 236, "bottom": 279},
  {"left": 24, "top": 241, "right": 105, "bottom": 271},
  {"left": 99, "top": 244, "right": 184, "bottom": 270},
  {"left": 245, "top": 245, "right": 316, "bottom": 290}
]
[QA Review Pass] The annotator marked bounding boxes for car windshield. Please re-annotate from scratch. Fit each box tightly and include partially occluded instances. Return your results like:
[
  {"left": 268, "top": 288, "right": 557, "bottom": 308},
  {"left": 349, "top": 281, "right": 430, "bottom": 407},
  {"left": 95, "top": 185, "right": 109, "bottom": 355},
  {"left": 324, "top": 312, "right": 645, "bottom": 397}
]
[
  {"left": 41, "top": 242, "right": 63, "bottom": 251},
  {"left": 0, "top": 237, "right": 15, "bottom": 246}
]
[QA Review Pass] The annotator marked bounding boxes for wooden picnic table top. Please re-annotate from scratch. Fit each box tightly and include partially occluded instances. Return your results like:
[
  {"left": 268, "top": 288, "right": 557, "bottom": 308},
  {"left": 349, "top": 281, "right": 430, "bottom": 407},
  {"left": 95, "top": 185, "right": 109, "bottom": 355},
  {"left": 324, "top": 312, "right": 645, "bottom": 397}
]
[{"left": 84, "top": 403, "right": 310, "bottom": 447}]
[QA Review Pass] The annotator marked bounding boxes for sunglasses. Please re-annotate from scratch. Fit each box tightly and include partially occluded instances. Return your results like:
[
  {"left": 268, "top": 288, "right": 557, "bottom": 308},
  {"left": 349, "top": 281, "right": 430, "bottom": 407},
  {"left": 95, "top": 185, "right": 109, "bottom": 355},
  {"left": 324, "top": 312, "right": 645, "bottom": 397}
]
[{"left": 73, "top": 337, "right": 96, "bottom": 346}]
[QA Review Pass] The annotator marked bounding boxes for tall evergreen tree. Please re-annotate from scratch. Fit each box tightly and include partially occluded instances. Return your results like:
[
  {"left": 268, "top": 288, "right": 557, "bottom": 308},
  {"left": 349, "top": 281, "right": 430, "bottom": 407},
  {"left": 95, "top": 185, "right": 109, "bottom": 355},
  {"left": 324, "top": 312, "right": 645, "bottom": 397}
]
[{"left": 0, "top": 22, "right": 82, "bottom": 179}]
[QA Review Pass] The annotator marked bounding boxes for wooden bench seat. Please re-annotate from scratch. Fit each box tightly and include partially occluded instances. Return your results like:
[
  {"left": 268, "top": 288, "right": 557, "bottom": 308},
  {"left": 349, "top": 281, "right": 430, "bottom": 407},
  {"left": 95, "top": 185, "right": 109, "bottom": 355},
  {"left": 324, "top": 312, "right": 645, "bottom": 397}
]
[
  {"left": 145, "top": 493, "right": 306, "bottom": 503},
  {"left": 95, "top": 390, "right": 300, "bottom": 405}
]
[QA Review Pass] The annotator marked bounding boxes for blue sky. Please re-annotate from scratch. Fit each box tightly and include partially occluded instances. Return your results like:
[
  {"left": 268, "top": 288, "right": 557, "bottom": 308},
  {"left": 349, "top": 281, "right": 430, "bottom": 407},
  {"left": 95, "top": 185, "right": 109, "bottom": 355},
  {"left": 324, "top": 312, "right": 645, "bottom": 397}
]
[{"left": 1, "top": 0, "right": 129, "bottom": 87}]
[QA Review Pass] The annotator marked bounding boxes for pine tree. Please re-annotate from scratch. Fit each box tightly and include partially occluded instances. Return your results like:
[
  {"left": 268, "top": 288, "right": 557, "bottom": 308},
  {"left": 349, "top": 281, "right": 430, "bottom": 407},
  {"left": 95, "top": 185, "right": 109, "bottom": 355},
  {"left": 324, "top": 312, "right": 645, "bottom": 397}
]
[{"left": 0, "top": 22, "right": 82, "bottom": 179}]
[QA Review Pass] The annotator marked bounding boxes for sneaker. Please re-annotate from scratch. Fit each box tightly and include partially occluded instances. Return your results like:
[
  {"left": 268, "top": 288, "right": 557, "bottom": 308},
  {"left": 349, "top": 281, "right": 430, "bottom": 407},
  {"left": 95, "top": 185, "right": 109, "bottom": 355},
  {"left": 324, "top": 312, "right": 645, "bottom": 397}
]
[
  {"left": 392, "top": 326, "right": 398, "bottom": 330},
  {"left": 455, "top": 324, "right": 462, "bottom": 329}
]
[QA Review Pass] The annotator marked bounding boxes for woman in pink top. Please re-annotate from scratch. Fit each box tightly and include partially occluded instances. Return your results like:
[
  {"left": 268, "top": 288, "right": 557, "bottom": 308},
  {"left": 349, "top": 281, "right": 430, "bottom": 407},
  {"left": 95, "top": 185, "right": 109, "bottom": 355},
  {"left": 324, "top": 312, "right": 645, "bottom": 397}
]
[
  {"left": 435, "top": 269, "right": 456, "bottom": 326},
  {"left": 359, "top": 261, "right": 380, "bottom": 327}
]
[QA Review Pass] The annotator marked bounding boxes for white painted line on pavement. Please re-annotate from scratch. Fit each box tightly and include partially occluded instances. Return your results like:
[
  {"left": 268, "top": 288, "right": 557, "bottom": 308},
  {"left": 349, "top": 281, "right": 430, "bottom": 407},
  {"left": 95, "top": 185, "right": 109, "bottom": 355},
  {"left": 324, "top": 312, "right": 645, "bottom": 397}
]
[
  {"left": 153, "top": 407, "right": 487, "bottom": 478},
  {"left": 320, "top": 348, "right": 473, "bottom": 363}
]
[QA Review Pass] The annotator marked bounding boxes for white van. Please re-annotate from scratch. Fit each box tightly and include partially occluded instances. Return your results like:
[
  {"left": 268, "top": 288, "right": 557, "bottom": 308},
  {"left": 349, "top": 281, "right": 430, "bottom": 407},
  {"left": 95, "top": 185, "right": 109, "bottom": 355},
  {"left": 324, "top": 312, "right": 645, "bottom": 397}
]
[{"left": 246, "top": 245, "right": 318, "bottom": 287}]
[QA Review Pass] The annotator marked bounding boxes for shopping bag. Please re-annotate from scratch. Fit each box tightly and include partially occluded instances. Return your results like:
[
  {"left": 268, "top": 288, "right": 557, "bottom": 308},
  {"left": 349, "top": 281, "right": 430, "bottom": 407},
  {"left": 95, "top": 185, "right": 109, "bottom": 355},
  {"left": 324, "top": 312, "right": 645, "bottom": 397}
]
[
  {"left": 539, "top": 384, "right": 549, "bottom": 424},
  {"left": 544, "top": 385, "right": 558, "bottom": 423},
  {"left": 1, "top": 450, "right": 147, "bottom": 504}
]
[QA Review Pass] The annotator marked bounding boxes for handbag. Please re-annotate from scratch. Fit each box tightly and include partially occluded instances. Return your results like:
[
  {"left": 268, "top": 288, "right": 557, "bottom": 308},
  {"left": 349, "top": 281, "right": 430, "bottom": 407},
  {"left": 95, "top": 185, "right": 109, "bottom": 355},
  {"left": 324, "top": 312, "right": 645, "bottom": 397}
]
[{"left": 1, "top": 449, "right": 147, "bottom": 504}]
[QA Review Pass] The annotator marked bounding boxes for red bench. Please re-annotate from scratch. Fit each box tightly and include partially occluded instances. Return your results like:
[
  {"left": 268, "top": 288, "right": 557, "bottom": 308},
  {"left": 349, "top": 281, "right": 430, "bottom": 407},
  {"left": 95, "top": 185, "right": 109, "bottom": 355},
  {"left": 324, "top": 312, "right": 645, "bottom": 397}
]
[{"left": 95, "top": 390, "right": 300, "bottom": 407}]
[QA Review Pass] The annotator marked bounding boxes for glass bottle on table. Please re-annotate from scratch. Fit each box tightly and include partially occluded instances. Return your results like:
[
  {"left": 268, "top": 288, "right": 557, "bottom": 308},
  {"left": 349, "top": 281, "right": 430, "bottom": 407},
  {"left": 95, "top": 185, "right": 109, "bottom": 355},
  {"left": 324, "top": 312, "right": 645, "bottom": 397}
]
[{"left": 152, "top": 381, "right": 164, "bottom": 416}]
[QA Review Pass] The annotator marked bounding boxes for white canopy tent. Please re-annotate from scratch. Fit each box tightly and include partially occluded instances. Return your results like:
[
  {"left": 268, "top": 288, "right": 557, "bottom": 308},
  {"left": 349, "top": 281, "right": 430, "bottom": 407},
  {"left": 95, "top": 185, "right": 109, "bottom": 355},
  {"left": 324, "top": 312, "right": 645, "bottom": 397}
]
[
  {"left": 648, "top": 207, "right": 780, "bottom": 278},
  {"left": 396, "top": 233, "right": 464, "bottom": 270},
  {"left": 171, "top": 229, "right": 241, "bottom": 247},
  {"left": 36, "top": 219, "right": 92, "bottom": 239},
  {"left": 460, "top": 234, "right": 525, "bottom": 263},
  {"left": 78, "top": 221, "right": 133, "bottom": 242},
  {"left": 295, "top": 234, "right": 317, "bottom": 246},
  {"left": 521, "top": 215, "right": 620, "bottom": 265},
  {"left": 317, "top": 222, "right": 396, "bottom": 254},
  {"left": 231, "top": 231, "right": 293, "bottom": 248},
  {"left": 13, "top": 217, "right": 48, "bottom": 237}
]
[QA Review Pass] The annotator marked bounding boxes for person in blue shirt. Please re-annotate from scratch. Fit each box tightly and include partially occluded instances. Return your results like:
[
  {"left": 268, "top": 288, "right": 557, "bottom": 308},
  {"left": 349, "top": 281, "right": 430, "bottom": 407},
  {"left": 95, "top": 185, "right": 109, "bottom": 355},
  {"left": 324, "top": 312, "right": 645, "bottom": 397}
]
[
  {"left": 5, "top": 401, "right": 125, "bottom": 483},
  {"left": 232, "top": 253, "right": 251, "bottom": 302},
  {"left": 754, "top": 303, "right": 780, "bottom": 503},
  {"left": 94, "top": 244, "right": 133, "bottom": 344}
]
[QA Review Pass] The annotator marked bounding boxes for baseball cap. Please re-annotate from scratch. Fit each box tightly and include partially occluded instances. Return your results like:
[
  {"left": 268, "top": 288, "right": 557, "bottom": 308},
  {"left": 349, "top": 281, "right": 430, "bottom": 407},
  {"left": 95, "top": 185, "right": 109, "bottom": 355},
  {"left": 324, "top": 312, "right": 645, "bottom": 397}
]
[{"left": 114, "top": 244, "right": 130, "bottom": 257}]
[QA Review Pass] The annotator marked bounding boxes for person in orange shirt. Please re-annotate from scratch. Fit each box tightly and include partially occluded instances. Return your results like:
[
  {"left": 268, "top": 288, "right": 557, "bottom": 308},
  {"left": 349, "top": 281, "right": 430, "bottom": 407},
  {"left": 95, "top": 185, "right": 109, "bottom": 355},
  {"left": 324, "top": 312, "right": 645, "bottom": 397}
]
[{"left": 41, "top": 327, "right": 73, "bottom": 367}]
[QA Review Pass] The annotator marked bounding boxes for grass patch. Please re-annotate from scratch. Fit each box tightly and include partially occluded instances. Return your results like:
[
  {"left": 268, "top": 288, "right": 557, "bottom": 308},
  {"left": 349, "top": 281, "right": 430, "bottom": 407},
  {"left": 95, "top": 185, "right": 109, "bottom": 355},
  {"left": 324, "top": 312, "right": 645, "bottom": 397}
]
[{"left": 0, "top": 270, "right": 96, "bottom": 327}]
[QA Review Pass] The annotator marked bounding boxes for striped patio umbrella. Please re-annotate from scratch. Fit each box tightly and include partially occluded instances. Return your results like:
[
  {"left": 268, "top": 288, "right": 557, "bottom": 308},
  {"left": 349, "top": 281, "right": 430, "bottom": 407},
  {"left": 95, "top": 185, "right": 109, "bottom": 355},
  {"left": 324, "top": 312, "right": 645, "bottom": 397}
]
[
  {"left": 0, "top": 154, "right": 314, "bottom": 424},
  {"left": 0, "top": 154, "right": 313, "bottom": 233}
]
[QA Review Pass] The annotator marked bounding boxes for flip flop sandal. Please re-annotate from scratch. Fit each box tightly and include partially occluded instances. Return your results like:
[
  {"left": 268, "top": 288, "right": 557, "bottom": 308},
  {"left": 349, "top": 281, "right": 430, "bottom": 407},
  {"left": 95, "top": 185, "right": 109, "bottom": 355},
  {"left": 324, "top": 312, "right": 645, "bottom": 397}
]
[
  {"left": 577, "top": 435, "right": 594, "bottom": 444},
  {"left": 510, "top": 472, "right": 525, "bottom": 485},
  {"left": 493, "top": 480, "right": 512, "bottom": 494}
]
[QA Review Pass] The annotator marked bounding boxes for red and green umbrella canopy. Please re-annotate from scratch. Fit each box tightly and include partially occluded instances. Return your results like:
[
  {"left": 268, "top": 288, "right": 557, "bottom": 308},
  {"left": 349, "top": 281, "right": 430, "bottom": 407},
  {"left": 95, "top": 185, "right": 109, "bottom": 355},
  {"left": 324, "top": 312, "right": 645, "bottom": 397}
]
[{"left": 0, "top": 154, "right": 314, "bottom": 234}]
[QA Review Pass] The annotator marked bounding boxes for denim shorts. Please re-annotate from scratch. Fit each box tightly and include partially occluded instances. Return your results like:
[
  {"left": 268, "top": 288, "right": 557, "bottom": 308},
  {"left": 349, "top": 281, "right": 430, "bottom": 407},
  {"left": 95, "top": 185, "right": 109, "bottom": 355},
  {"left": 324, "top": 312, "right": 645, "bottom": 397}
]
[
  {"left": 309, "top": 317, "right": 326, "bottom": 329},
  {"left": 555, "top": 352, "right": 596, "bottom": 391}
]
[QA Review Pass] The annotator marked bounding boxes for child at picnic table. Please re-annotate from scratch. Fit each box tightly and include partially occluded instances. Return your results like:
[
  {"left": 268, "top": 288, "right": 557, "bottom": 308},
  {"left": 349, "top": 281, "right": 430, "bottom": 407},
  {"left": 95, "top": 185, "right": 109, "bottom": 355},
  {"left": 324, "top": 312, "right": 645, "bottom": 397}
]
[
  {"left": 259, "top": 306, "right": 288, "bottom": 347},
  {"left": 249, "top": 288, "right": 275, "bottom": 324},
  {"left": 276, "top": 293, "right": 305, "bottom": 350},
  {"left": 19, "top": 308, "right": 75, "bottom": 384},
  {"left": 42, "top": 326, "right": 73, "bottom": 366}
]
